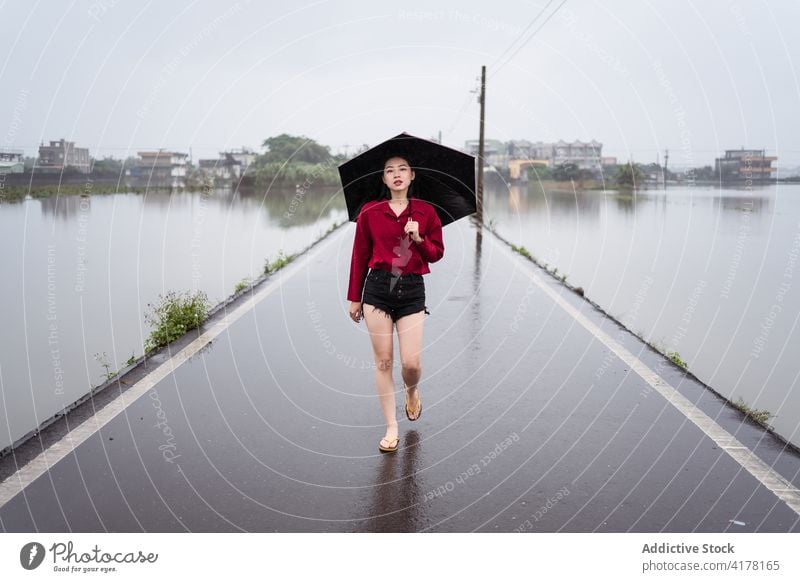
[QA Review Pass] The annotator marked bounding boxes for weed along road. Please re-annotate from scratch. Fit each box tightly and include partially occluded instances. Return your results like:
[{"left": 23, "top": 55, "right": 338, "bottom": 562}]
[{"left": 1, "top": 218, "right": 800, "bottom": 532}]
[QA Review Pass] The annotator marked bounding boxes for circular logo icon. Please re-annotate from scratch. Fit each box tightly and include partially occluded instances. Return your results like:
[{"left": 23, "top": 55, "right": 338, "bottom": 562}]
[{"left": 20, "top": 542, "right": 46, "bottom": 570}]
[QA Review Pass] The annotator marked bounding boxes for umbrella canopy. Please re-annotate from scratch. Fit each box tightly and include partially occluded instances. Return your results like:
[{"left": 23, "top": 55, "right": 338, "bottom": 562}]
[{"left": 338, "top": 132, "right": 476, "bottom": 227}]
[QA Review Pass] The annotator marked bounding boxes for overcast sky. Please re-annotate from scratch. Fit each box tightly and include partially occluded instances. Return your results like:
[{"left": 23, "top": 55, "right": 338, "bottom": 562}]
[{"left": 1, "top": 0, "right": 799, "bottom": 168}]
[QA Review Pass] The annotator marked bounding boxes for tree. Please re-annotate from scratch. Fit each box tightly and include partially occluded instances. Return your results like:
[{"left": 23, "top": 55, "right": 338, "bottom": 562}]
[
  {"left": 260, "top": 134, "right": 332, "bottom": 164},
  {"left": 552, "top": 163, "right": 582, "bottom": 181},
  {"left": 692, "top": 165, "right": 716, "bottom": 181},
  {"left": 90, "top": 156, "right": 125, "bottom": 174},
  {"left": 614, "top": 162, "right": 645, "bottom": 187},
  {"left": 62, "top": 165, "right": 85, "bottom": 175},
  {"left": 527, "top": 164, "right": 552, "bottom": 180}
]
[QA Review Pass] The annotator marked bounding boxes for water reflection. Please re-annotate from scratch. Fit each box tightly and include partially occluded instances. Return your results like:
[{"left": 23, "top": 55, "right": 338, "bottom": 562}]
[
  {"left": 39, "top": 193, "right": 92, "bottom": 221},
  {"left": 361, "top": 431, "right": 424, "bottom": 532},
  {"left": 504, "top": 181, "right": 775, "bottom": 220},
  {"left": 26, "top": 185, "right": 346, "bottom": 228}
]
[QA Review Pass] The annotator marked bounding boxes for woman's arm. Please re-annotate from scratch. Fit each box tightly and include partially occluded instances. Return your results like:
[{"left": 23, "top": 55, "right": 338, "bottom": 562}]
[
  {"left": 414, "top": 207, "right": 444, "bottom": 263},
  {"left": 347, "top": 206, "right": 372, "bottom": 302}
]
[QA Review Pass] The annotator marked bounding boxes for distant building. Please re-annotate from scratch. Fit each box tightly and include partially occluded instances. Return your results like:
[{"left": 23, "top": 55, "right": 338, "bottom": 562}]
[
  {"left": 38, "top": 139, "right": 90, "bottom": 173},
  {"left": 640, "top": 162, "right": 665, "bottom": 185},
  {"left": 526, "top": 141, "right": 556, "bottom": 162},
  {"left": 552, "top": 140, "right": 603, "bottom": 171},
  {"left": 464, "top": 139, "right": 603, "bottom": 174},
  {"left": 0, "top": 150, "right": 25, "bottom": 173},
  {"left": 198, "top": 147, "right": 257, "bottom": 181},
  {"left": 714, "top": 148, "right": 776, "bottom": 182},
  {"left": 601, "top": 156, "right": 618, "bottom": 167},
  {"left": 464, "top": 139, "right": 506, "bottom": 168},
  {"left": 199, "top": 158, "right": 233, "bottom": 180},
  {"left": 225, "top": 147, "right": 257, "bottom": 169},
  {"left": 506, "top": 139, "right": 535, "bottom": 159},
  {"left": 503, "top": 140, "right": 551, "bottom": 179},
  {"left": 128, "top": 150, "right": 188, "bottom": 187}
]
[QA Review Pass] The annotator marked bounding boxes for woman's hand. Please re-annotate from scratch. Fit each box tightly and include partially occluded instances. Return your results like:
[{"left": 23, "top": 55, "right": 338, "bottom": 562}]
[
  {"left": 404, "top": 218, "right": 423, "bottom": 243},
  {"left": 349, "top": 301, "right": 363, "bottom": 323}
]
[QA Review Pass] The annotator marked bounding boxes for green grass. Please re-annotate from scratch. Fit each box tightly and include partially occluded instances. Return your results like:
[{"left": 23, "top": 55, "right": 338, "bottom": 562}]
[
  {"left": 732, "top": 397, "right": 774, "bottom": 426},
  {"left": 93, "top": 352, "right": 116, "bottom": 381},
  {"left": 234, "top": 277, "right": 251, "bottom": 294},
  {"left": 315, "top": 220, "right": 343, "bottom": 242},
  {"left": 324, "top": 220, "right": 340, "bottom": 236},
  {"left": 511, "top": 244, "right": 532, "bottom": 259},
  {"left": 650, "top": 340, "right": 688, "bottom": 370},
  {"left": 264, "top": 249, "right": 294, "bottom": 274},
  {"left": 666, "top": 350, "right": 687, "bottom": 368},
  {"left": 550, "top": 267, "right": 567, "bottom": 282},
  {"left": 93, "top": 350, "right": 138, "bottom": 382},
  {"left": 144, "top": 290, "right": 210, "bottom": 354},
  {"left": 510, "top": 243, "right": 569, "bottom": 282}
]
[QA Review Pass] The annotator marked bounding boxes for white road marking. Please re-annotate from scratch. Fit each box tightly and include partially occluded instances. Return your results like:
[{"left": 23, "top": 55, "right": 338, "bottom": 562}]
[
  {"left": 496, "top": 241, "right": 800, "bottom": 517},
  {"left": 0, "top": 232, "right": 338, "bottom": 510},
  {"left": 5, "top": 226, "right": 799, "bottom": 520}
]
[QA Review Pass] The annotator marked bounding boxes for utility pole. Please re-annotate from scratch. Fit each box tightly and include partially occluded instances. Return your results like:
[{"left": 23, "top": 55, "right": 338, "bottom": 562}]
[
  {"left": 664, "top": 149, "right": 669, "bottom": 190},
  {"left": 476, "top": 65, "right": 486, "bottom": 225},
  {"left": 438, "top": 130, "right": 442, "bottom": 144}
]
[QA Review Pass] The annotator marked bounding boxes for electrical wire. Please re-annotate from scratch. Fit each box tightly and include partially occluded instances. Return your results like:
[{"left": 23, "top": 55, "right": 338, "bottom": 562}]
[{"left": 488, "top": 0, "right": 568, "bottom": 80}]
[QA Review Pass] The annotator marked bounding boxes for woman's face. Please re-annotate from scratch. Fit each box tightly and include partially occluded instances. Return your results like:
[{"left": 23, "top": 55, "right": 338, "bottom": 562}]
[{"left": 382, "top": 156, "right": 415, "bottom": 193}]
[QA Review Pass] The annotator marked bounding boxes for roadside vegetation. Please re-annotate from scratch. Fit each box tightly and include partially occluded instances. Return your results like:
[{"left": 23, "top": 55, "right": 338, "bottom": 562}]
[
  {"left": 144, "top": 290, "right": 211, "bottom": 354},
  {"left": 732, "top": 397, "right": 774, "bottom": 426},
  {"left": 264, "top": 249, "right": 294, "bottom": 274}
]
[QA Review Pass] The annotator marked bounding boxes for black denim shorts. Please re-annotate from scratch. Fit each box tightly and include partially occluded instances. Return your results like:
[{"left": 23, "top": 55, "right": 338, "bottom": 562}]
[{"left": 362, "top": 267, "right": 430, "bottom": 322}]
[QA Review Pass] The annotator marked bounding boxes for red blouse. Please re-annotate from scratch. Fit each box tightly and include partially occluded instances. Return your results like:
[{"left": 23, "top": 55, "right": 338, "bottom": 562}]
[{"left": 347, "top": 198, "right": 444, "bottom": 302}]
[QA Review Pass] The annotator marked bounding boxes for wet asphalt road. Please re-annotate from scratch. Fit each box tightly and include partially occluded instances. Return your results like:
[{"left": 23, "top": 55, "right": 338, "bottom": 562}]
[{"left": 1, "top": 218, "right": 800, "bottom": 532}]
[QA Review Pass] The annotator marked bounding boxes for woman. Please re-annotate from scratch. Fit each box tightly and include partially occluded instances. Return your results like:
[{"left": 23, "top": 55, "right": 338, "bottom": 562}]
[{"left": 347, "top": 154, "right": 445, "bottom": 453}]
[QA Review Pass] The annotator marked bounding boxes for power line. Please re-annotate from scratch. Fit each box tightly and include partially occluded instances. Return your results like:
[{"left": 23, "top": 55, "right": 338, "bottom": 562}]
[
  {"left": 442, "top": 87, "right": 477, "bottom": 142},
  {"left": 440, "top": 2, "right": 563, "bottom": 143},
  {"left": 488, "top": 0, "right": 557, "bottom": 71},
  {"left": 489, "top": 0, "right": 568, "bottom": 80}
]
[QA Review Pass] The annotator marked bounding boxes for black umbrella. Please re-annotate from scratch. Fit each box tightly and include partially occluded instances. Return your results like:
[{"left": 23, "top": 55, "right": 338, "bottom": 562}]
[{"left": 338, "top": 131, "right": 476, "bottom": 227}]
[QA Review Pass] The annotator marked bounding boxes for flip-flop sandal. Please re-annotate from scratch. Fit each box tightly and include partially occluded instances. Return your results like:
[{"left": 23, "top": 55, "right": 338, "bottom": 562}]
[
  {"left": 405, "top": 386, "right": 422, "bottom": 421},
  {"left": 379, "top": 436, "right": 400, "bottom": 453}
]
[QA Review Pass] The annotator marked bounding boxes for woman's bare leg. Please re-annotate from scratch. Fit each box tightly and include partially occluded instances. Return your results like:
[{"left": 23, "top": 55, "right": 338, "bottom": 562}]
[
  {"left": 396, "top": 310, "right": 425, "bottom": 419},
  {"left": 363, "top": 303, "right": 398, "bottom": 445}
]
